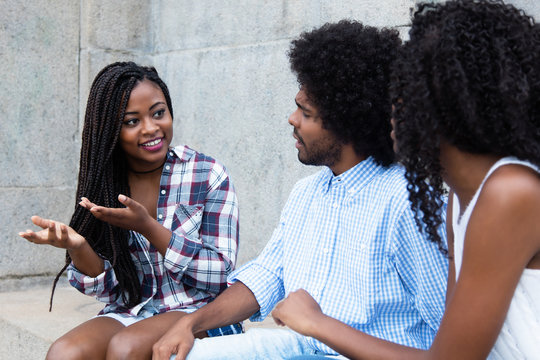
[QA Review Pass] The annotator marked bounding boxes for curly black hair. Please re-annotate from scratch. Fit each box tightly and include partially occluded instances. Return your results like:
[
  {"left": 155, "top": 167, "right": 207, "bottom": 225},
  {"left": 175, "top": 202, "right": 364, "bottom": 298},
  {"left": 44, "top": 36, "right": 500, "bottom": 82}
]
[
  {"left": 391, "top": 0, "right": 540, "bottom": 251},
  {"left": 288, "top": 20, "right": 401, "bottom": 166}
]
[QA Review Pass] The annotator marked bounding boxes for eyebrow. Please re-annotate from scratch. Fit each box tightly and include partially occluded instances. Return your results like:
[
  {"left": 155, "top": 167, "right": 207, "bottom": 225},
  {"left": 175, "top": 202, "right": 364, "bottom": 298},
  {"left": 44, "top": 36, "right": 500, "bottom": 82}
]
[
  {"left": 124, "top": 101, "right": 166, "bottom": 116},
  {"left": 295, "top": 99, "right": 312, "bottom": 113}
]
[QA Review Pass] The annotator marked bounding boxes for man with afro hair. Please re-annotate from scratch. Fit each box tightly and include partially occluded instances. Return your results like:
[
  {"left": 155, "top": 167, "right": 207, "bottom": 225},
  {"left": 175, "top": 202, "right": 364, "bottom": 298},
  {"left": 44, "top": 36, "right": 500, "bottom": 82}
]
[{"left": 153, "top": 20, "right": 448, "bottom": 360}]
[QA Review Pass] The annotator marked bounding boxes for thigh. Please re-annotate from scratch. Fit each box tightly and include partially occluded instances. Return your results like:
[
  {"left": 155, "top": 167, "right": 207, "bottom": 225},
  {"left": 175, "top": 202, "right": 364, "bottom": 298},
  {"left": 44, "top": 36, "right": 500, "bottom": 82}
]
[
  {"left": 47, "top": 316, "right": 124, "bottom": 360},
  {"left": 186, "top": 328, "right": 314, "bottom": 360},
  {"left": 107, "top": 311, "right": 197, "bottom": 359}
]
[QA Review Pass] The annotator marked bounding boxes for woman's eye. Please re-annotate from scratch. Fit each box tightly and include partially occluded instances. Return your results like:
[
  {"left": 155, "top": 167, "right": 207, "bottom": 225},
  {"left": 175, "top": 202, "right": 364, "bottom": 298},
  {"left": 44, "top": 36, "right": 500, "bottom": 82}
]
[
  {"left": 123, "top": 118, "right": 139, "bottom": 126},
  {"left": 153, "top": 109, "right": 165, "bottom": 118}
]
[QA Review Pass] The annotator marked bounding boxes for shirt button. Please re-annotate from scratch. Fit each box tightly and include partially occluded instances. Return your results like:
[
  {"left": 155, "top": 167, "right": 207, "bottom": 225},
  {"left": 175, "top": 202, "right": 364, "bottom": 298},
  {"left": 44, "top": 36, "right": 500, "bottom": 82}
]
[
  {"left": 161, "top": 189, "right": 166, "bottom": 195},
  {"left": 169, "top": 151, "right": 174, "bottom": 156},
  {"left": 323, "top": 248, "right": 329, "bottom": 254},
  {"left": 360, "top": 243, "right": 366, "bottom": 250},
  {"left": 165, "top": 165, "right": 170, "bottom": 170},
  {"left": 158, "top": 214, "right": 163, "bottom": 219},
  {"left": 312, "top": 290, "right": 319, "bottom": 296},
  {"left": 333, "top": 203, "right": 338, "bottom": 209}
]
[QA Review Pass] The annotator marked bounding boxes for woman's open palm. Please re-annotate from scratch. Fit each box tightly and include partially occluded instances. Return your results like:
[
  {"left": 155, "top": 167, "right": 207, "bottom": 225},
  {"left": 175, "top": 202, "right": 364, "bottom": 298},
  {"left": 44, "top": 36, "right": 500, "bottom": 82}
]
[{"left": 19, "top": 215, "right": 86, "bottom": 250}]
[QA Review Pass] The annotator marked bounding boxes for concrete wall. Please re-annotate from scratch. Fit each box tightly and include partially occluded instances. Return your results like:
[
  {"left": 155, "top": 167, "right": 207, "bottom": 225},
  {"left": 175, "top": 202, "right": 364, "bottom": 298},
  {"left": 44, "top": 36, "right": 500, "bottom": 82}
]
[{"left": 2, "top": 0, "right": 540, "bottom": 288}]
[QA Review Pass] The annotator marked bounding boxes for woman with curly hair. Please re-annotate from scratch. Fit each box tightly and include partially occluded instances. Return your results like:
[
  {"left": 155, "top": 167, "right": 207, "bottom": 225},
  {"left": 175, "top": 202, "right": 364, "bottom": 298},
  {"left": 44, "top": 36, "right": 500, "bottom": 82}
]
[
  {"left": 273, "top": 1, "right": 540, "bottom": 359},
  {"left": 19, "top": 62, "right": 241, "bottom": 359}
]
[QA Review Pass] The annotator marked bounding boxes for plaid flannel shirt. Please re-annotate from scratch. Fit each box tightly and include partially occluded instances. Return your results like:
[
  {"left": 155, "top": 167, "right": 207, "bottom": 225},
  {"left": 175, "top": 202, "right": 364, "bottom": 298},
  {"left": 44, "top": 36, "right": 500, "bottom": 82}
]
[
  {"left": 231, "top": 157, "right": 448, "bottom": 354},
  {"left": 68, "top": 145, "right": 241, "bottom": 335}
]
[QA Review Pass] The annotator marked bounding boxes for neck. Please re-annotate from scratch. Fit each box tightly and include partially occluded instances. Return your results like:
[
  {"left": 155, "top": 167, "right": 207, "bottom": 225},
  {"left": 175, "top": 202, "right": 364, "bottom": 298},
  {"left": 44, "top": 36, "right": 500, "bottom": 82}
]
[
  {"left": 129, "top": 159, "right": 166, "bottom": 175},
  {"left": 439, "top": 142, "right": 501, "bottom": 205},
  {"left": 329, "top": 144, "right": 365, "bottom": 175}
]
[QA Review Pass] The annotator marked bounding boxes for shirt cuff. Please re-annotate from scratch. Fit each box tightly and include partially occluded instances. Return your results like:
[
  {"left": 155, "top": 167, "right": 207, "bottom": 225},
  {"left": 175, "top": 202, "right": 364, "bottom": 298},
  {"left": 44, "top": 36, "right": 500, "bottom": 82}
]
[
  {"left": 67, "top": 260, "right": 116, "bottom": 295},
  {"left": 228, "top": 262, "right": 285, "bottom": 321}
]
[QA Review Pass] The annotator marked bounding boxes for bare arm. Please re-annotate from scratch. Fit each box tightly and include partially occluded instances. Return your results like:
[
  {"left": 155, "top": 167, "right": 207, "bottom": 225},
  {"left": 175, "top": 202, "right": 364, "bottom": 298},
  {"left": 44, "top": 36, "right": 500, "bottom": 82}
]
[
  {"left": 272, "top": 289, "right": 426, "bottom": 359},
  {"left": 445, "top": 192, "right": 455, "bottom": 307},
  {"left": 152, "top": 281, "right": 260, "bottom": 360}
]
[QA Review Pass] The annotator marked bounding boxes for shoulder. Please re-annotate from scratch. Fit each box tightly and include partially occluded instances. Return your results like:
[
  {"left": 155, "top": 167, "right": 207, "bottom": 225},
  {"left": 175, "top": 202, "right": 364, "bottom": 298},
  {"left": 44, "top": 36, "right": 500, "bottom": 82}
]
[
  {"left": 370, "top": 163, "right": 412, "bottom": 209},
  {"left": 290, "top": 168, "right": 328, "bottom": 194},
  {"left": 482, "top": 164, "right": 540, "bottom": 211},
  {"left": 174, "top": 145, "right": 228, "bottom": 173},
  {"left": 172, "top": 145, "right": 233, "bottom": 188},
  {"left": 280, "top": 169, "right": 328, "bottom": 213},
  {"left": 471, "top": 163, "right": 540, "bottom": 257}
]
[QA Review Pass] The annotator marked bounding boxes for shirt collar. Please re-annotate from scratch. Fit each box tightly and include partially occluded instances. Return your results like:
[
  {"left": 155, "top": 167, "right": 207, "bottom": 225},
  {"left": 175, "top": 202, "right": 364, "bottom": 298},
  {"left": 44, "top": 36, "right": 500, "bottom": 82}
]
[
  {"left": 168, "top": 145, "right": 195, "bottom": 162},
  {"left": 321, "top": 156, "right": 382, "bottom": 196}
]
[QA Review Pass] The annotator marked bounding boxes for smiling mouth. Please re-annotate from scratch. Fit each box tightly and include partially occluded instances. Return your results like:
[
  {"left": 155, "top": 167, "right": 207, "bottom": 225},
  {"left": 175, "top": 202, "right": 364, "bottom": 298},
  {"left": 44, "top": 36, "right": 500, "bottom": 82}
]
[{"left": 140, "top": 138, "right": 162, "bottom": 147}]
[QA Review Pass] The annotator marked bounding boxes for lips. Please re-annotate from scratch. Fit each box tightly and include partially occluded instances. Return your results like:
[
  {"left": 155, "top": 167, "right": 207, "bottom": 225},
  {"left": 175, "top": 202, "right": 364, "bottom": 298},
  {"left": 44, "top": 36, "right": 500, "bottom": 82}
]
[
  {"left": 140, "top": 137, "right": 164, "bottom": 151},
  {"left": 293, "top": 130, "right": 304, "bottom": 147}
]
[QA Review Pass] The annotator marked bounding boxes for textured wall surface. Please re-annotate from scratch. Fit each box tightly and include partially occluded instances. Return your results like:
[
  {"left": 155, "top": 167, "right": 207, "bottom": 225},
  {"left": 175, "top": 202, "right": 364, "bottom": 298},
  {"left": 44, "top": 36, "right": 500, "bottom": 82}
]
[
  {"left": 1, "top": 1, "right": 80, "bottom": 280},
  {"left": 2, "top": 0, "right": 540, "bottom": 284}
]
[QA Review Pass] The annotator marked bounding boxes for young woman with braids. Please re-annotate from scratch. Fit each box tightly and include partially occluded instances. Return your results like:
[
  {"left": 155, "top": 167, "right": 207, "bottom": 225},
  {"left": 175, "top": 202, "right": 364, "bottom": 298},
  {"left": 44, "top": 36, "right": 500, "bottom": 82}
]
[
  {"left": 19, "top": 62, "right": 241, "bottom": 359},
  {"left": 272, "top": 1, "right": 540, "bottom": 359}
]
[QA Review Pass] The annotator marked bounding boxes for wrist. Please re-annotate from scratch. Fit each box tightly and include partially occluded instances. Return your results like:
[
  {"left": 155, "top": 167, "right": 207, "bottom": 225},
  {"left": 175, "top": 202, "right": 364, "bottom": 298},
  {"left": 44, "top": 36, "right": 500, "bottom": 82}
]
[
  {"left": 139, "top": 216, "right": 158, "bottom": 238},
  {"left": 172, "top": 312, "right": 200, "bottom": 336},
  {"left": 67, "top": 236, "right": 90, "bottom": 253},
  {"left": 306, "top": 312, "right": 330, "bottom": 338}
]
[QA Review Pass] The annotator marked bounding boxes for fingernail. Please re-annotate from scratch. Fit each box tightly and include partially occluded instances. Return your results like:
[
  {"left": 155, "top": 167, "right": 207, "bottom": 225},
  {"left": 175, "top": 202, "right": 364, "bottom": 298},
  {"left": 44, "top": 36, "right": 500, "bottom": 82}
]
[{"left": 119, "top": 194, "right": 126, "bottom": 201}]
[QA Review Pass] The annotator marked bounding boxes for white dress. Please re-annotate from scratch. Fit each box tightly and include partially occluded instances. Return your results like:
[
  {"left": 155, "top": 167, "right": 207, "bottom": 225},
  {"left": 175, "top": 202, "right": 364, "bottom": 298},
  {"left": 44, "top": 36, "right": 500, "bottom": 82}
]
[{"left": 452, "top": 157, "right": 540, "bottom": 360}]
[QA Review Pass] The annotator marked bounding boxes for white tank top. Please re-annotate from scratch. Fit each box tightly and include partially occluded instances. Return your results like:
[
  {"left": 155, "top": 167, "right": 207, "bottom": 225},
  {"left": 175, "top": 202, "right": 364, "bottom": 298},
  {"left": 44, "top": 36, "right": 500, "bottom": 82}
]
[{"left": 452, "top": 157, "right": 540, "bottom": 359}]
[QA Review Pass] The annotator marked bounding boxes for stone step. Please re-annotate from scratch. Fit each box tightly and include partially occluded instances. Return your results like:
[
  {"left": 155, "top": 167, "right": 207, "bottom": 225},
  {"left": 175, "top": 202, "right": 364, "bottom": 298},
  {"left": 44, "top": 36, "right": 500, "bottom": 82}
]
[{"left": 0, "top": 281, "right": 278, "bottom": 359}]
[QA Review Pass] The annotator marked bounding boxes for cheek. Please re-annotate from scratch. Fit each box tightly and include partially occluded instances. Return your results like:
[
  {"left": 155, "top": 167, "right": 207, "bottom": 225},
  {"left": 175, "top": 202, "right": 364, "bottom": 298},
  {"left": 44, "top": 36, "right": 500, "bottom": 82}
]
[
  {"left": 164, "top": 119, "right": 174, "bottom": 139},
  {"left": 118, "top": 128, "right": 136, "bottom": 149}
]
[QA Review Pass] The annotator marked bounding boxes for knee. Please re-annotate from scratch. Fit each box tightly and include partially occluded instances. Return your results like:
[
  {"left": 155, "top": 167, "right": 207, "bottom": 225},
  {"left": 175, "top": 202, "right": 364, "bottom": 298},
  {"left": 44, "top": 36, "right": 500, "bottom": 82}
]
[
  {"left": 106, "top": 332, "right": 145, "bottom": 360},
  {"left": 46, "top": 337, "right": 85, "bottom": 360}
]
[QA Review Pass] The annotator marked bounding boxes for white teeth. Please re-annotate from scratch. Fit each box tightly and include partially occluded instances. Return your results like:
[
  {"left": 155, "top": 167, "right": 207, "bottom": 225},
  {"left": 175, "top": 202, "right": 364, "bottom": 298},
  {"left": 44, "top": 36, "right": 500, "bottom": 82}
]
[{"left": 142, "top": 138, "right": 162, "bottom": 147}]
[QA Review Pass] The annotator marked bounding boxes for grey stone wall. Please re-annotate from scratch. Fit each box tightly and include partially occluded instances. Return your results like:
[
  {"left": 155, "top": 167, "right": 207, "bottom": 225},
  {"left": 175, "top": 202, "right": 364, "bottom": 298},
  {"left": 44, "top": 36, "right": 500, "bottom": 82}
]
[{"left": 2, "top": 0, "right": 540, "bottom": 286}]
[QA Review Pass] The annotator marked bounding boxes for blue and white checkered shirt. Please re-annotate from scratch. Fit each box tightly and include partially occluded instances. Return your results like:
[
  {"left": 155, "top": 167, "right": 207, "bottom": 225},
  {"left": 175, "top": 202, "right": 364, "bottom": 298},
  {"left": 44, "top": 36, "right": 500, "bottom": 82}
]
[{"left": 230, "top": 157, "right": 448, "bottom": 354}]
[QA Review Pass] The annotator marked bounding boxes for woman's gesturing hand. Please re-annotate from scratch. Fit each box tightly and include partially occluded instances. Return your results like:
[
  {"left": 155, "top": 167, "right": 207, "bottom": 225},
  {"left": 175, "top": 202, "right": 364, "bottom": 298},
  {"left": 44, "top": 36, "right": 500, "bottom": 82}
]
[
  {"left": 80, "top": 195, "right": 153, "bottom": 235},
  {"left": 19, "top": 215, "right": 86, "bottom": 250}
]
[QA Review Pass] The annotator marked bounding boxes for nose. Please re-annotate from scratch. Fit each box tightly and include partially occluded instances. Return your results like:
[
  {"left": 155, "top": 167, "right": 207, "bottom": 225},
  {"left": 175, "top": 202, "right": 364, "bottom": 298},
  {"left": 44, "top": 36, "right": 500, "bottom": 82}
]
[
  {"left": 288, "top": 109, "right": 300, "bottom": 127},
  {"left": 141, "top": 117, "right": 159, "bottom": 134}
]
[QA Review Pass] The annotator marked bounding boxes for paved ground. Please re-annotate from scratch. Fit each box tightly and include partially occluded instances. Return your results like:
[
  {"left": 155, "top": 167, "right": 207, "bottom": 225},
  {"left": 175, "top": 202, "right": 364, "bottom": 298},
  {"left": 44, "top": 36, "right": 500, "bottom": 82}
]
[{"left": 0, "top": 279, "right": 278, "bottom": 359}]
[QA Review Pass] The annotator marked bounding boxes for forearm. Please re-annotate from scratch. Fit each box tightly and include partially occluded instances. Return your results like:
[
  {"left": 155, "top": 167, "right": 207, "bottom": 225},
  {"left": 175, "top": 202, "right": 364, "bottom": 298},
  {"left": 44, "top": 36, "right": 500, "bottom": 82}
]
[
  {"left": 139, "top": 217, "right": 172, "bottom": 256},
  {"left": 186, "top": 281, "right": 259, "bottom": 334},
  {"left": 311, "top": 315, "right": 426, "bottom": 360},
  {"left": 68, "top": 241, "right": 104, "bottom": 277}
]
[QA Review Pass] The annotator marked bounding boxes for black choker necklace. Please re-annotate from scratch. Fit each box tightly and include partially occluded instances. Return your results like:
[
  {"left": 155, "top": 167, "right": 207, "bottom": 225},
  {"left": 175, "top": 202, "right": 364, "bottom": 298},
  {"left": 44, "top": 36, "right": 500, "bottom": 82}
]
[{"left": 129, "top": 159, "right": 166, "bottom": 174}]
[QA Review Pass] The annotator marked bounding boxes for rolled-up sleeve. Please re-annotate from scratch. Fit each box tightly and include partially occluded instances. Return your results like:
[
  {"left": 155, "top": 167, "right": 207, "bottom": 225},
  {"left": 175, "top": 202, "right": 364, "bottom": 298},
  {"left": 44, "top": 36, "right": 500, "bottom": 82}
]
[
  {"left": 228, "top": 198, "right": 292, "bottom": 321},
  {"left": 67, "top": 260, "right": 120, "bottom": 303}
]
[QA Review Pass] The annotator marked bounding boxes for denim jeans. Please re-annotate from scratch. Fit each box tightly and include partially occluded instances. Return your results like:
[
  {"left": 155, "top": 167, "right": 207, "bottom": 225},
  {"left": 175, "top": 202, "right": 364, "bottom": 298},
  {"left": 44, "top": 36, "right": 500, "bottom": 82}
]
[{"left": 176, "top": 328, "right": 346, "bottom": 360}]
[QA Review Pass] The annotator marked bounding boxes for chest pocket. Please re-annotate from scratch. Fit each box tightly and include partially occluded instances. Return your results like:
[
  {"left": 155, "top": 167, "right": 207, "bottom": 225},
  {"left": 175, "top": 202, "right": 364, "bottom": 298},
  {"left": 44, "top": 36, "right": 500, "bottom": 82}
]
[{"left": 171, "top": 204, "right": 204, "bottom": 238}]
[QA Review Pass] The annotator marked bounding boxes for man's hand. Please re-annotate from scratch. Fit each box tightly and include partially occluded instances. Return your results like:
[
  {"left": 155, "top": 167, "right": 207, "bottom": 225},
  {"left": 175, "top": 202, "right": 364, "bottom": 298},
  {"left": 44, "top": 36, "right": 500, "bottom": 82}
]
[
  {"left": 152, "top": 316, "right": 195, "bottom": 360},
  {"left": 80, "top": 195, "right": 153, "bottom": 235},
  {"left": 271, "top": 289, "right": 325, "bottom": 337}
]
